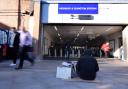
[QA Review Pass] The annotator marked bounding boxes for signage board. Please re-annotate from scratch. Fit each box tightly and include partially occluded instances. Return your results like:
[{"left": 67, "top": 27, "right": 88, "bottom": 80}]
[{"left": 58, "top": 3, "right": 98, "bottom": 14}]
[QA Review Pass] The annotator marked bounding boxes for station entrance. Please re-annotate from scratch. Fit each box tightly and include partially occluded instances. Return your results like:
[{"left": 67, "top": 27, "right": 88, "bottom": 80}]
[{"left": 42, "top": 24, "right": 123, "bottom": 60}]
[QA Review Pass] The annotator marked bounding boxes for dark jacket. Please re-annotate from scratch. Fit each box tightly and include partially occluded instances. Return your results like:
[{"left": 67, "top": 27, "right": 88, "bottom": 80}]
[
  {"left": 13, "top": 32, "right": 20, "bottom": 48},
  {"left": 76, "top": 50, "right": 99, "bottom": 80}
]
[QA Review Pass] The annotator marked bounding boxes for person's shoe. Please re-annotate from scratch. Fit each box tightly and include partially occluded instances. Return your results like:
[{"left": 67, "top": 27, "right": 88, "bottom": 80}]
[
  {"left": 10, "top": 63, "right": 16, "bottom": 67},
  {"left": 15, "top": 67, "right": 22, "bottom": 70}
]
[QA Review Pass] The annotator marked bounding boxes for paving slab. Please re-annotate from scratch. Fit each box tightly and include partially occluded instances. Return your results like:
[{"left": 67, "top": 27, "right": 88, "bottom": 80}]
[{"left": 0, "top": 59, "right": 128, "bottom": 89}]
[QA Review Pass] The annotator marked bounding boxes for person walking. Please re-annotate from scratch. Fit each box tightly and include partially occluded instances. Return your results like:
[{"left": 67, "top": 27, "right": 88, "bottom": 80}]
[
  {"left": 15, "top": 26, "right": 34, "bottom": 70},
  {"left": 9, "top": 27, "right": 20, "bottom": 67},
  {"left": 101, "top": 42, "right": 111, "bottom": 58}
]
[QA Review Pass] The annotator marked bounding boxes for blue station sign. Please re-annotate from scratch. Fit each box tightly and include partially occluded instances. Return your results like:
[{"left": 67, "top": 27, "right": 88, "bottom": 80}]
[{"left": 58, "top": 3, "right": 98, "bottom": 14}]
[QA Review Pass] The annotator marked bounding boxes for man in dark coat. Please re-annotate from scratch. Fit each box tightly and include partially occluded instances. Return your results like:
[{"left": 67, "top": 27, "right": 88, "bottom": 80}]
[
  {"left": 76, "top": 49, "right": 99, "bottom": 80},
  {"left": 9, "top": 27, "right": 20, "bottom": 66}
]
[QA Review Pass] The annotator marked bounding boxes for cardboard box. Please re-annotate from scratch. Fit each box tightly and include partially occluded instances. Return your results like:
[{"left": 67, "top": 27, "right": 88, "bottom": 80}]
[{"left": 56, "top": 66, "right": 72, "bottom": 79}]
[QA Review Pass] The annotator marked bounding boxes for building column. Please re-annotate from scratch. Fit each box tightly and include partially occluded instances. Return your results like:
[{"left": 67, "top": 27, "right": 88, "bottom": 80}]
[
  {"left": 33, "top": 1, "right": 41, "bottom": 56},
  {"left": 122, "top": 26, "right": 128, "bottom": 61}
]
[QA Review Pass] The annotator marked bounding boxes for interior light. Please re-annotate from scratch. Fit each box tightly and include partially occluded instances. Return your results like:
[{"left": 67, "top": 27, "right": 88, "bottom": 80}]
[
  {"left": 58, "top": 33, "right": 60, "bottom": 36},
  {"left": 54, "top": 26, "right": 58, "bottom": 31},
  {"left": 106, "top": 27, "right": 112, "bottom": 31},
  {"left": 80, "top": 26, "right": 85, "bottom": 31}
]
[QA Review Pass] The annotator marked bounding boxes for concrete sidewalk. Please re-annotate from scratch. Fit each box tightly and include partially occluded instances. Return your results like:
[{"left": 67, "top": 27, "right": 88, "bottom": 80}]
[{"left": 0, "top": 59, "right": 128, "bottom": 89}]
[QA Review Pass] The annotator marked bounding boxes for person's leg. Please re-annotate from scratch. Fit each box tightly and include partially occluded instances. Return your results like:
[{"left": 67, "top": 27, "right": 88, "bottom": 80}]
[
  {"left": 107, "top": 51, "right": 109, "bottom": 58},
  {"left": 10, "top": 48, "right": 17, "bottom": 66},
  {"left": 13, "top": 58, "right": 17, "bottom": 64},
  {"left": 26, "top": 52, "right": 34, "bottom": 65},
  {"left": 10, "top": 57, "right": 17, "bottom": 67},
  {"left": 17, "top": 57, "right": 24, "bottom": 69},
  {"left": 16, "top": 47, "right": 24, "bottom": 69},
  {"left": 13, "top": 47, "right": 19, "bottom": 64},
  {"left": 105, "top": 51, "right": 108, "bottom": 58}
]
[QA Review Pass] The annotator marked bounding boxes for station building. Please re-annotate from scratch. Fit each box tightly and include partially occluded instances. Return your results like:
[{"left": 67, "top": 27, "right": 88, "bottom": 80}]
[{"left": 41, "top": 0, "right": 128, "bottom": 61}]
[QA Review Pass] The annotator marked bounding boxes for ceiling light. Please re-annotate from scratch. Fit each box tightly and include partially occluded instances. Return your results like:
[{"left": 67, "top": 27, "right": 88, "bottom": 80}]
[
  {"left": 54, "top": 26, "right": 58, "bottom": 31},
  {"left": 106, "top": 27, "right": 112, "bottom": 31},
  {"left": 58, "top": 33, "right": 60, "bottom": 36},
  {"left": 80, "top": 26, "right": 85, "bottom": 31}
]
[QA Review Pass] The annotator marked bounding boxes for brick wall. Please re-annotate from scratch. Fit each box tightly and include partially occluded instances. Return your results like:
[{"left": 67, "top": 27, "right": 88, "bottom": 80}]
[
  {"left": 0, "top": 0, "right": 32, "bottom": 29},
  {"left": 0, "top": 0, "right": 18, "bottom": 28},
  {"left": 0, "top": 0, "right": 41, "bottom": 56}
]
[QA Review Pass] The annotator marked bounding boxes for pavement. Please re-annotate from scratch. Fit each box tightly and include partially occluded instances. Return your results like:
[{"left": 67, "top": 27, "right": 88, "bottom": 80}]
[{"left": 0, "top": 58, "right": 128, "bottom": 89}]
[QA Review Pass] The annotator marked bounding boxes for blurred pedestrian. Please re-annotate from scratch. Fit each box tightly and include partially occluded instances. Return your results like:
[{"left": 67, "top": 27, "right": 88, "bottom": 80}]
[
  {"left": 101, "top": 42, "right": 111, "bottom": 57},
  {"left": 15, "top": 26, "right": 34, "bottom": 70},
  {"left": 9, "top": 27, "right": 20, "bottom": 67}
]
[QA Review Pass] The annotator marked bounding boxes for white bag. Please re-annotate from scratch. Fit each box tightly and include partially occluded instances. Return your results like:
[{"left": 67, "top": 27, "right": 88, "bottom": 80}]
[{"left": 56, "top": 66, "right": 72, "bottom": 79}]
